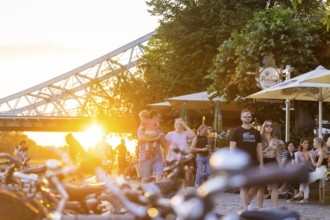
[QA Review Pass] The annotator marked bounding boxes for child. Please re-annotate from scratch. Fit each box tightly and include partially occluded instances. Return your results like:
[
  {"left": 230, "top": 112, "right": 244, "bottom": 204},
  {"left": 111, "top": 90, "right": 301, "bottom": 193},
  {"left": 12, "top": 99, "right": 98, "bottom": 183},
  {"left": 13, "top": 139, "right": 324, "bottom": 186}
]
[{"left": 139, "top": 110, "right": 159, "bottom": 159}]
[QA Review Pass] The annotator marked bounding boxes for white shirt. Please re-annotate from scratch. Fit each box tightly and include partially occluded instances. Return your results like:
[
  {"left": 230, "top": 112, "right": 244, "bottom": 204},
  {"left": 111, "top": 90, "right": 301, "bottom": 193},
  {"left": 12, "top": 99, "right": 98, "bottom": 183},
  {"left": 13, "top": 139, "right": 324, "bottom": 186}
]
[{"left": 165, "top": 131, "right": 189, "bottom": 161}]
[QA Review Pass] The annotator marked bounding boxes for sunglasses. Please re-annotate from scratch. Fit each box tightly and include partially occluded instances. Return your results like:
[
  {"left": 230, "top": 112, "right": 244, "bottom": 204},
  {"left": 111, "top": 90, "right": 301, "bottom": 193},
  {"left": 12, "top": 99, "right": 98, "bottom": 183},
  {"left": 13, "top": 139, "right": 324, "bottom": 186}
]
[
  {"left": 265, "top": 124, "right": 273, "bottom": 128},
  {"left": 242, "top": 114, "right": 252, "bottom": 118}
]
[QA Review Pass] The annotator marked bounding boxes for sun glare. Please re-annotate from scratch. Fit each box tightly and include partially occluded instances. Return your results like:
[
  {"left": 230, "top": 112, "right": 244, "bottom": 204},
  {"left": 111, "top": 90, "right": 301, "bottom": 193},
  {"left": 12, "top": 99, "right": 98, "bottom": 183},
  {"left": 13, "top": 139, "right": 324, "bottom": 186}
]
[
  {"left": 73, "top": 124, "right": 137, "bottom": 154},
  {"left": 105, "top": 134, "right": 138, "bottom": 154},
  {"left": 75, "top": 124, "right": 105, "bottom": 150}
]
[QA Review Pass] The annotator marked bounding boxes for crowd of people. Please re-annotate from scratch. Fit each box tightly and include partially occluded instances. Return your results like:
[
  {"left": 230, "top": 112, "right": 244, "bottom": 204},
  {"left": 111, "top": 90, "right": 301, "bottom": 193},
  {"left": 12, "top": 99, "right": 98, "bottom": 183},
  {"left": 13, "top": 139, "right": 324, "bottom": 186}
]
[
  {"left": 9, "top": 108, "right": 330, "bottom": 212},
  {"left": 230, "top": 108, "right": 330, "bottom": 211},
  {"left": 137, "top": 109, "right": 217, "bottom": 186}
]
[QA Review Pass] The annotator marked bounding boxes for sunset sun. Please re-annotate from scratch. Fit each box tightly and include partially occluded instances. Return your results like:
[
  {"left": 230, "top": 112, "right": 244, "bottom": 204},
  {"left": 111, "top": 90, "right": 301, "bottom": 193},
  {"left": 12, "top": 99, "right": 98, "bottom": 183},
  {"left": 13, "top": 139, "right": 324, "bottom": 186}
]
[{"left": 75, "top": 124, "right": 105, "bottom": 150}]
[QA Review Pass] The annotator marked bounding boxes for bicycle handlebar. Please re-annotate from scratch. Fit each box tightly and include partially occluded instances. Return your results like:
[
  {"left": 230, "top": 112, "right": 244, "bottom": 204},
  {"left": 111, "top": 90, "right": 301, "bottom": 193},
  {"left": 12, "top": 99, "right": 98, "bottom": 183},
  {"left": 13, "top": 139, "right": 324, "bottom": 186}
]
[
  {"left": 60, "top": 214, "right": 135, "bottom": 220},
  {"left": 0, "top": 153, "right": 21, "bottom": 168},
  {"left": 198, "top": 163, "right": 309, "bottom": 197},
  {"left": 96, "top": 168, "right": 148, "bottom": 218}
]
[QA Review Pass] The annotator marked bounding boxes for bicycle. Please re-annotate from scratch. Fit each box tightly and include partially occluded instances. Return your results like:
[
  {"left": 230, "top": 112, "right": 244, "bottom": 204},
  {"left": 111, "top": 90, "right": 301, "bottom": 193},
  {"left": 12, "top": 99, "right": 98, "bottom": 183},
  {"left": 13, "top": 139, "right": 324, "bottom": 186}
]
[{"left": 173, "top": 147, "right": 330, "bottom": 220}]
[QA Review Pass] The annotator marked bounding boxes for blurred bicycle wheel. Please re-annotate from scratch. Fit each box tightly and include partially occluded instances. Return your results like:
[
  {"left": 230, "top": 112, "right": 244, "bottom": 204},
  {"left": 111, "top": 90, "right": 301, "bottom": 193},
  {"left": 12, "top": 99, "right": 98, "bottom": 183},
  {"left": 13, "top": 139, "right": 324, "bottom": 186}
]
[{"left": 0, "top": 187, "right": 46, "bottom": 220}]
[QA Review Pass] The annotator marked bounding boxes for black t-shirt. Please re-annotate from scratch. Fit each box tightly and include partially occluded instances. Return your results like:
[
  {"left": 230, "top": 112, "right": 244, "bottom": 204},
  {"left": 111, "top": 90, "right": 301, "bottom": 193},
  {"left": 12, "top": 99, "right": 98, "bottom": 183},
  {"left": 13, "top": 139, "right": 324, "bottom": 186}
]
[
  {"left": 195, "top": 135, "right": 209, "bottom": 157},
  {"left": 230, "top": 126, "right": 262, "bottom": 163}
]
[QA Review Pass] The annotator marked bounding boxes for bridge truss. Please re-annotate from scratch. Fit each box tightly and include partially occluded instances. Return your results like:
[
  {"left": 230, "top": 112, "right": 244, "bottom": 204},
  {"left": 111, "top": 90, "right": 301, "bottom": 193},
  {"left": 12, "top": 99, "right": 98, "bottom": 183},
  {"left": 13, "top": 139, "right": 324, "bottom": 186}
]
[{"left": 0, "top": 31, "right": 156, "bottom": 118}]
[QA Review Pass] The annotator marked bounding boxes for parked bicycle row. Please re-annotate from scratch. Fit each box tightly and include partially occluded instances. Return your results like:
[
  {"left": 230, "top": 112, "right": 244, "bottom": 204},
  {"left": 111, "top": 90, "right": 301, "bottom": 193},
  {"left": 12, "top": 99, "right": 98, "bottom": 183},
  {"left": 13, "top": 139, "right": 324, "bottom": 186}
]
[{"left": 1, "top": 143, "right": 328, "bottom": 220}]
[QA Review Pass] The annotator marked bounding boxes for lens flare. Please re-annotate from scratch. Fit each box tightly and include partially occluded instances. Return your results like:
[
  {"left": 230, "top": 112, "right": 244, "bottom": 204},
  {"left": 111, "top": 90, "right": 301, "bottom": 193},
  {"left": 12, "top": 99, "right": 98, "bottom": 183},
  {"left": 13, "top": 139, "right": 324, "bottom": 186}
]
[{"left": 75, "top": 124, "right": 105, "bottom": 150}]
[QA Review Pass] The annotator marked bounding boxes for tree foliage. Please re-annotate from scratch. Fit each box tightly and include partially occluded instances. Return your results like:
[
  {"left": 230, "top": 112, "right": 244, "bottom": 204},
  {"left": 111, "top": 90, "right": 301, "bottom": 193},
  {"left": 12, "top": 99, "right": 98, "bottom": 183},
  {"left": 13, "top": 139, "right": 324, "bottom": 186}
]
[
  {"left": 135, "top": 0, "right": 273, "bottom": 104},
  {"left": 207, "top": 6, "right": 330, "bottom": 131},
  {"left": 208, "top": 6, "right": 330, "bottom": 102},
  {"left": 292, "top": 0, "right": 330, "bottom": 30},
  {"left": 85, "top": 0, "right": 329, "bottom": 126}
]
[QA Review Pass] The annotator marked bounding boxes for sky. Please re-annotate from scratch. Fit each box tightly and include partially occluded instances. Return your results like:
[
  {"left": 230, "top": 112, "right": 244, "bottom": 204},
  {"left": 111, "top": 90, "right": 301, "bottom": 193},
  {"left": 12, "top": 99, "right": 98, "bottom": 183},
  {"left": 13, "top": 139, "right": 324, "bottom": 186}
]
[{"left": 0, "top": 0, "right": 159, "bottom": 149}]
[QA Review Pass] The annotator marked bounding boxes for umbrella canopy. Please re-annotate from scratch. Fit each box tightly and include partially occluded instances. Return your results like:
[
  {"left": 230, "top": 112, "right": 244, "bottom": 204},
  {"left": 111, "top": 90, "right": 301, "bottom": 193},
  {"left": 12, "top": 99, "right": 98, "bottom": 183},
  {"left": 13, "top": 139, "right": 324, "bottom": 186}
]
[
  {"left": 165, "top": 91, "right": 239, "bottom": 111},
  {"left": 247, "top": 79, "right": 330, "bottom": 138},
  {"left": 213, "top": 101, "right": 222, "bottom": 133},
  {"left": 179, "top": 102, "right": 190, "bottom": 126},
  {"left": 147, "top": 101, "right": 171, "bottom": 110},
  {"left": 302, "top": 65, "right": 330, "bottom": 84}
]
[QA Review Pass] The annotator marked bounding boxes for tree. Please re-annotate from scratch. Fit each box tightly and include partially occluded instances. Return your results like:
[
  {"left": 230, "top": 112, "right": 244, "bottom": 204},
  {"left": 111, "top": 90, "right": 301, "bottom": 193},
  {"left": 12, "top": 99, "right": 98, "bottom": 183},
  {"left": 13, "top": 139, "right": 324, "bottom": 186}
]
[
  {"left": 292, "top": 0, "right": 330, "bottom": 30},
  {"left": 91, "top": 1, "right": 312, "bottom": 122},
  {"left": 82, "top": 0, "right": 328, "bottom": 128},
  {"left": 207, "top": 6, "right": 330, "bottom": 133},
  {"left": 137, "top": 0, "right": 273, "bottom": 103}
]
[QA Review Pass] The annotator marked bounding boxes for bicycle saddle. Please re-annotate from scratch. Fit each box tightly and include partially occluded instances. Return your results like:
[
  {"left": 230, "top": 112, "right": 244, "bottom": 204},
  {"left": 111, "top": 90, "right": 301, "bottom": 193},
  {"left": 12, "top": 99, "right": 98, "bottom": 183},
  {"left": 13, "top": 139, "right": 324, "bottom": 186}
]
[
  {"left": 64, "top": 182, "right": 106, "bottom": 200},
  {"left": 239, "top": 207, "right": 299, "bottom": 220}
]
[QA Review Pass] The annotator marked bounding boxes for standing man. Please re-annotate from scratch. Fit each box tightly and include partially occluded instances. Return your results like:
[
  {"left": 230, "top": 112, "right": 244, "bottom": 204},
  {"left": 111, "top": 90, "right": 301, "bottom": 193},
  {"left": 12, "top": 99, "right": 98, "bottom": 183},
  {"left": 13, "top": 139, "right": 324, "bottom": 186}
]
[
  {"left": 230, "top": 109, "right": 263, "bottom": 210},
  {"left": 115, "top": 138, "right": 128, "bottom": 175}
]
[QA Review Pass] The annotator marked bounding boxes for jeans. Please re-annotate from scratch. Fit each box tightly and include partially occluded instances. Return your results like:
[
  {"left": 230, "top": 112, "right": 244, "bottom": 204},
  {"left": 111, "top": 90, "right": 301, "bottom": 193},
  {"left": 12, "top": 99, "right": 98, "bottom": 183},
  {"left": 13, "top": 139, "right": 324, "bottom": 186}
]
[{"left": 196, "top": 155, "right": 211, "bottom": 186}]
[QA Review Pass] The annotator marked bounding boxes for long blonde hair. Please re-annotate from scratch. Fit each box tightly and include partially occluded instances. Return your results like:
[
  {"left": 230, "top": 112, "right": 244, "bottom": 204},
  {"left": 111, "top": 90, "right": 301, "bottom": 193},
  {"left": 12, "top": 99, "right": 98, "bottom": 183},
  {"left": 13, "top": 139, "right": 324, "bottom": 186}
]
[
  {"left": 197, "top": 124, "right": 207, "bottom": 135},
  {"left": 260, "top": 120, "right": 274, "bottom": 148}
]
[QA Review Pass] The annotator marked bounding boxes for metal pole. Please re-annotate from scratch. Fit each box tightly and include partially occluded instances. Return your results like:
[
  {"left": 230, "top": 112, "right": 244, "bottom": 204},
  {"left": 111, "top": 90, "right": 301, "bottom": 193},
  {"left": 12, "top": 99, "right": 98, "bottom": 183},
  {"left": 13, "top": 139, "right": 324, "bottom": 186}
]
[
  {"left": 284, "top": 65, "right": 291, "bottom": 142},
  {"left": 319, "top": 100, "right": 322, "bottom": 138},
  {"left": 285, "top": 100, "right": 290, "bottom": 142}
]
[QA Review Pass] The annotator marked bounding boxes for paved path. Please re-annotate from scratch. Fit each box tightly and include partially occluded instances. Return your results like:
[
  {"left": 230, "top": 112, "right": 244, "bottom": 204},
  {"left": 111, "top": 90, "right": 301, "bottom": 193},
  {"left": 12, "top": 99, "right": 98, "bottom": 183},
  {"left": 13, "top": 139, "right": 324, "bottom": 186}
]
[{"left": 212, "top": 192, "right": 329, "bottom": 220}]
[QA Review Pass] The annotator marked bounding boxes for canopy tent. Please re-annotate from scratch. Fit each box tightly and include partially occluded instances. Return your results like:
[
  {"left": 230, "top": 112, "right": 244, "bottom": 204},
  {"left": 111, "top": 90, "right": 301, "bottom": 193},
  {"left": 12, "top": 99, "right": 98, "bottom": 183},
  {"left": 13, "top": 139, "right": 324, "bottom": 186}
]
[
  {"left": 301, "top": 65, "right": 330, "bottom": 84},
  {"left": 146, "top": 101, "right": 171, "bottom": 110},
  {"left": 148, "top": 91, "right": 241, "bottom": 129},
  {"left": 165, "top": 91, "right": 239, "bottom": 112},
  {"left": 247, "top": 80, "right": 330, "bottom": 138}
]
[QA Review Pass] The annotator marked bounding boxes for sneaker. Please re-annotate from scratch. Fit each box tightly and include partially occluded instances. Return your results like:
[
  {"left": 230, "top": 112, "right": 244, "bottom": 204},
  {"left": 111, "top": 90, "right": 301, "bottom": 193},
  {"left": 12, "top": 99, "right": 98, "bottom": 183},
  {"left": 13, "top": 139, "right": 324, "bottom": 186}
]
[
  {"left": 247, "top": 204, "right": 254, "bottom": 211},
  {"left": 287, "top": 198, "right": 295, "bottom": 203},
  {"left": 296, "top": 199, "right": 308, "bottom": 204},
  {"left": 258, "top": 208, "right": 264, "bottom": 211},
  {"left": 278, "top": 185, "right": 288, "bottom": 194}
]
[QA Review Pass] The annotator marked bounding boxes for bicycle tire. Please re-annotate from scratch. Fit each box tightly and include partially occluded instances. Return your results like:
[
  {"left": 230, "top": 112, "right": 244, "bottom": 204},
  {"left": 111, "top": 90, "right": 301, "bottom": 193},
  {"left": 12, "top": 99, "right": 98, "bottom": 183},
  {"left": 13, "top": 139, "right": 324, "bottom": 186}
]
[{"left": 0, "top": 187, "right": 46, "bottom": 220}]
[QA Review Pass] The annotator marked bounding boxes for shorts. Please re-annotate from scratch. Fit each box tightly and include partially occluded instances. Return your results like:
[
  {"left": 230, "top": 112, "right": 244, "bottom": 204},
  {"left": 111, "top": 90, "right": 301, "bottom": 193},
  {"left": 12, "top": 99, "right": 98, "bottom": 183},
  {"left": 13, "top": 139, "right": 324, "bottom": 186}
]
[
  {"left": 140, "top": 157, "right": 164, "bottom": 181},
  {"left": 145, "top": 130, "right": 158, "bottom": 138}
]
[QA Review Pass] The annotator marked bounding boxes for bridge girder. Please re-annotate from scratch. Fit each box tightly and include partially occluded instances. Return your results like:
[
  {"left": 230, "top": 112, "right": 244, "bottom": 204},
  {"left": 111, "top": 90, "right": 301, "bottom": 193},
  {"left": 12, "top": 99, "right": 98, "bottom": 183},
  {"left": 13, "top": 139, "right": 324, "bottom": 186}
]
[
  {"left": 0, "top": 31, "right": 156, "bottom": 118},
  {"left": 0, "top": 116, "right": 135, "bottom": 132}
]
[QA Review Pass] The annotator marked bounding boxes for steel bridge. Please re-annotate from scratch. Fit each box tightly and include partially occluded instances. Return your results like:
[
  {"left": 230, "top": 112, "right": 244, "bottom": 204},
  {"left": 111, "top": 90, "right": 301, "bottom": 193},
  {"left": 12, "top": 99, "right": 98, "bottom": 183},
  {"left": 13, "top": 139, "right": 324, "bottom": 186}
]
[{"left": 0, "top": 31, "right": 156, "bottom": 132}]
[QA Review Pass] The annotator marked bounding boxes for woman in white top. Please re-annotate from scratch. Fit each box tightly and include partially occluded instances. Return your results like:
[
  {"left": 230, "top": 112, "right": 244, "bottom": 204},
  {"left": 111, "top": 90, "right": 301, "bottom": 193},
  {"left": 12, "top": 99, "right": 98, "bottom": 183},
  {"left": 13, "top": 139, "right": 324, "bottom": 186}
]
[
  {"left": 165, "top": 118, "right": 195, "bottom": 163},
  {"left": 289, "top": 138, "right": 313, "bottom": 203}
]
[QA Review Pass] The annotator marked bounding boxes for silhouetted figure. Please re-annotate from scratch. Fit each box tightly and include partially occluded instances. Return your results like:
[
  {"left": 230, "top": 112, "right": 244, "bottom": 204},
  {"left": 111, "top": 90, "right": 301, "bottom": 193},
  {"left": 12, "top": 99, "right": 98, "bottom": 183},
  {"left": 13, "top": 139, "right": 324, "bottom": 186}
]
[
  {"left": 65, "top": 133, "right": 86, "bottom": 165},
  {"left": 65, "top": 133, "right": 101, "bottom": 175},
  {"left": 115, "top": 138, "right": 128, "bottom": 175},
  {"left": 105, "top": 145, "right": 115, "bottom": 174}
]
